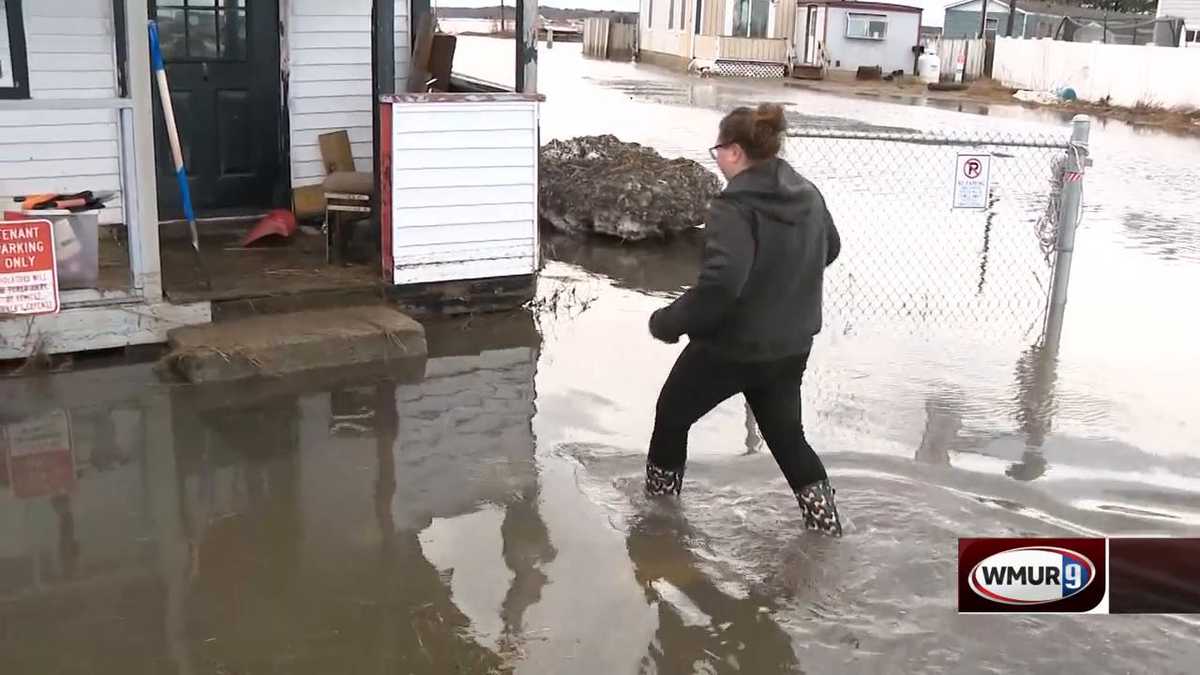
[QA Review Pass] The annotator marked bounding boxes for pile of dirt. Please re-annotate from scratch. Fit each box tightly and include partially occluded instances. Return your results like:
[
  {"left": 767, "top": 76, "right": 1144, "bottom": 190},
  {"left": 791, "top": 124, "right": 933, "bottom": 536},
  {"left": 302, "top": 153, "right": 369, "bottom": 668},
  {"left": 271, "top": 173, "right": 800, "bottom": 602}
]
[{"left": 539, "top": 135, "right": 722, "bottom": 241}]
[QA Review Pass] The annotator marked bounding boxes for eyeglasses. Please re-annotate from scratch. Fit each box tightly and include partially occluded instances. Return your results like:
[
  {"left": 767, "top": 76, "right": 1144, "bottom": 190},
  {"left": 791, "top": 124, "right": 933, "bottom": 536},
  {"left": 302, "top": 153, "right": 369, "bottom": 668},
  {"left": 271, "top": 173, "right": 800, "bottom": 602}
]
[{"left": 708, "top": 143, "right": 730, "bottom": 160}]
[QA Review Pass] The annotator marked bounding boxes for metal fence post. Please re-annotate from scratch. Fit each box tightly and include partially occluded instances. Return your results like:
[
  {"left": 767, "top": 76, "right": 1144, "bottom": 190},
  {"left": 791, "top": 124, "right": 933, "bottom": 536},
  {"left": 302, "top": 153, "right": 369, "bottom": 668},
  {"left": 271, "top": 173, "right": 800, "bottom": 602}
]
[{"left": 1042, "top": 114, "right": 1091, "bottom": 352}]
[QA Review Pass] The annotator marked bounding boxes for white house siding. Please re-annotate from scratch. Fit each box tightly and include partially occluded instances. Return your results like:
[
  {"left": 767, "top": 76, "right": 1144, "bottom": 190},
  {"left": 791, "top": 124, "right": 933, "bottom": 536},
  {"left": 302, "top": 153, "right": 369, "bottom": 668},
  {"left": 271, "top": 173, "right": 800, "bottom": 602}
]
[
  {"left": 641, "top": 0, "right": 797, "bottom": 62},
  {"left": 824, "top": 7, "right": 921, "bottom": 73},
  {"left": 287, "top": 0, "right": 411, "bottom": 189},
  {"left": 1158, "top": 0, "right": 1200, "bottom": 25},
  {"left": 0, "top": 0, "right": 123, "bottom": 224},
  {"left": 640, "top": 0, "right": 691, "bottom": 58},
  {"left": 389, "top": 101, "right": 539, "bottom": 284}
]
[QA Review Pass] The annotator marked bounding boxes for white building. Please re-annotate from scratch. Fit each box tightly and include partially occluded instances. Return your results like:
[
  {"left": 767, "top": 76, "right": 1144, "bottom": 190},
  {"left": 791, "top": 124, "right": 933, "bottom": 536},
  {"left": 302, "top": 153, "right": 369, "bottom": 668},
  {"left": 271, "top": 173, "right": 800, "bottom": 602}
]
[
  {"left": 0, "top": 0, "right": 542, "bottom": 360},
  {"left": 1158, "top": 0, "right": 1200, "bottom": 45},
  {"left": 637, "top": 0, "right": 923, "bottom": 77},
  {"left": 639, "top": 0, "right": 795, "bottom": 76},
  {"left": 792, "top": 2, "right": 924, "bottom": 76}
]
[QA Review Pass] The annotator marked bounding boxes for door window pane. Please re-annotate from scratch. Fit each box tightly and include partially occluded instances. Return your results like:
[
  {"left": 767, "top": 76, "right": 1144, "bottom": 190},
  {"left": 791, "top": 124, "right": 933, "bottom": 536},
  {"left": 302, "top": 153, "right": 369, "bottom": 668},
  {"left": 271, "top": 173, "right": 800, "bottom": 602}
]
[
  {"left": 733, "top": 0, "right": 750, "bottom": 36},
  {"left": 188, "top": 9, "right": 218, "bottom": 58},
  {"left": 220, "top": 8, "right": 246, "bottom": 59},
  {"left": 749, "top": 0, "right": 769, "bottom": 38},
  {"left": 156, "top": 1, "right": 249, "bottom": 61},
  {"left": 732, "top": 0, "right": 770, "bottom": 38},
  {"left": 157, "top": 7, "right": 188, "bottom": 60}
]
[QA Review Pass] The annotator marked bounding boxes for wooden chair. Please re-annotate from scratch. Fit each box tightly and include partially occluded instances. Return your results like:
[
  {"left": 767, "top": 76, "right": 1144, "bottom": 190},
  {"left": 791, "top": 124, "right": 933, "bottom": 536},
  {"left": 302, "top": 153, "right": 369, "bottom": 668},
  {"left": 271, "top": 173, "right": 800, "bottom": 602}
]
[{"left": 322, "top": 171, "right": 374, "bottom": 265}]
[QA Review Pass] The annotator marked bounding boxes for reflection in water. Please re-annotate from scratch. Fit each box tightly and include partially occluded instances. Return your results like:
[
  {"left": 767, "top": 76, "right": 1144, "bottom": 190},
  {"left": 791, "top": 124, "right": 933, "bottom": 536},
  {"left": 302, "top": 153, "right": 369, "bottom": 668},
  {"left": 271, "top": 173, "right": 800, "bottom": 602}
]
[
  {"left": 1122, "top": 210, "right": 1200, "bottom": 263},
  {"left": 542, "top": 227, "right": 703, "bottom": 296},
  {"left": 587, "top": 77, "right": 920, "bottom": 136},
  {"left": 49, "top": 494, "right": 79, "bottom": 581},
  {"left": 744, "top": 400, "right": 762, "bottom": 455},
  {"left": 625, "top": 506, "right": 799, "bottom": 674},
  {"left": 916, "top": 386, "right": 966, "bottom": 467},
  {"left": 0, "top": 313, "right": 563, "bottom": 674},
  {"left": 1009, "top": 343, "right": 1060, "bottom": 481}
]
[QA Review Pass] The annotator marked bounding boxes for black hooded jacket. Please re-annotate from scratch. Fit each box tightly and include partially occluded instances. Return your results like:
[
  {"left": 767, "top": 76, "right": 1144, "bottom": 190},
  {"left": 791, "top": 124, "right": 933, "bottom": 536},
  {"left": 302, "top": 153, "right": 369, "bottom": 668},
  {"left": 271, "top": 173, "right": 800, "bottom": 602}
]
[{"left": 649, "top": 157, "right": 840, "bottom": 361}]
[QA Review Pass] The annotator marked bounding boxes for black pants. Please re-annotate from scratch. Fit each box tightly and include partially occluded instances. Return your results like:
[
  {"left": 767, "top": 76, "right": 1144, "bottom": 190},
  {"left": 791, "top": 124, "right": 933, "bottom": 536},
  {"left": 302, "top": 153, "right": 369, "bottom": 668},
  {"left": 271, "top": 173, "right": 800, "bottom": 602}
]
[{"left": 648, "top": 342, "right": 828, "bottom": 492}]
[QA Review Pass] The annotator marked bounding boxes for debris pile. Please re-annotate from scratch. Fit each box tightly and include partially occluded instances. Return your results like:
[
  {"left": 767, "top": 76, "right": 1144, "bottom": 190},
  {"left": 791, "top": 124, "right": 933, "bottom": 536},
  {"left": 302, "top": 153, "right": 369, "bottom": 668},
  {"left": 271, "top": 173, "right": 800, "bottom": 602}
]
[{"left": 539, "top": 135, "right": 721, "bottom": 241}]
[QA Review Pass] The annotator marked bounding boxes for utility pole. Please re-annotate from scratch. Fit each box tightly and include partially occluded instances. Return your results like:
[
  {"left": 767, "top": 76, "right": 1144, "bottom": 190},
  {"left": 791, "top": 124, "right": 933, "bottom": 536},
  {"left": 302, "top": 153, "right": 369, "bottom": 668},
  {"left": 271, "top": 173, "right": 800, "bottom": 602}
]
[
  {"left": 979, "top": 0, "right": 990, "bottom": 39},
  {"left": 1006, "top": 0, "right": 1018, "bottom": 37}
]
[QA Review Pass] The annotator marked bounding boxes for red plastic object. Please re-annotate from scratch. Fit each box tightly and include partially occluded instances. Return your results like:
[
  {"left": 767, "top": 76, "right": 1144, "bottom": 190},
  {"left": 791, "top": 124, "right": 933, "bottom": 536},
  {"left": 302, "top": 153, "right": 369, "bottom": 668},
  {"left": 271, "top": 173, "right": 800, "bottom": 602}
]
[{"left": 241, "top": 209, "right": 298, "bottom": 247}]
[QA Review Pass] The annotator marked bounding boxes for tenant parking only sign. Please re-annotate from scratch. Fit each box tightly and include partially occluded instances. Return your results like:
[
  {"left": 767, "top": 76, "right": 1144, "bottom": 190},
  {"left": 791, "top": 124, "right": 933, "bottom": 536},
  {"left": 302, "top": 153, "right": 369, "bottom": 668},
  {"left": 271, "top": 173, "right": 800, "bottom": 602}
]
[{"left": 0, "top": 219, "right": 59, "bottom": 315}]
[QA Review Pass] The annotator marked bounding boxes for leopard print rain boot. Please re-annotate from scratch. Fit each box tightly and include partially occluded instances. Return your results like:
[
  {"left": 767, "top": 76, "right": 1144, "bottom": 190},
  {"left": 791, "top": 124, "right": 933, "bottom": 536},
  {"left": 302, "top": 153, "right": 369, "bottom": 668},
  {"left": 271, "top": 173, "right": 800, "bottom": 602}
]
[
  {"left": 795, "top": 479, "right": 844, "bottom": 537},
  {"left": 645, "top": 462, "right": 685, "bottom": 497}
]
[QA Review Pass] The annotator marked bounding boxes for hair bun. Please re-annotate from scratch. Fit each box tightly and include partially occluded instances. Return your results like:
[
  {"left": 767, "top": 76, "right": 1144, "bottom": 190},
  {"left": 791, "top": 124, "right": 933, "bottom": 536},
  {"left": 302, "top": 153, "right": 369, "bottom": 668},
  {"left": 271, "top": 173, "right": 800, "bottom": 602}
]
[
  {"left": 717, "top": 104, "right": 786, "bottom": 160},
  {"left": 752, "top": 103, "right": 787, "bottom": 135}
]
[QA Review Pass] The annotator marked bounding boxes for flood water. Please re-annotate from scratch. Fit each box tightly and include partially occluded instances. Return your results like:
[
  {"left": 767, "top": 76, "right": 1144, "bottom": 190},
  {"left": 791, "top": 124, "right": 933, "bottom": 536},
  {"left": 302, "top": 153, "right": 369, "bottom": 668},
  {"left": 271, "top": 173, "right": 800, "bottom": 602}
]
[{"left": 2, "top": 39, "right": 1200, "bottom": 674}]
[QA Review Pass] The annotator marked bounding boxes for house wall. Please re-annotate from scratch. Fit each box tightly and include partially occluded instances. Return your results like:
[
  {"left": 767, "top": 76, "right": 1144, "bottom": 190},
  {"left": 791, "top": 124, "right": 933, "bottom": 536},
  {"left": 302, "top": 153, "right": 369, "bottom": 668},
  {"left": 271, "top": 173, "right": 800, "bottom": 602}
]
[
  {"left": 287, "top": 0, "right": 411, "bottom": 189},
  {"left": 718, "top": 36, "right": 790, "bottom": 61},
  {"left": 776, "top": 1, "right": 797, "bottom": 41},
  {"left": 0, "top": 0, "right": 124, "bottom": 224},
  {"left": 703, "top": 0, "right": 727, "bottom": 35},
  {"left": 3, "top": 0, "right": 418, "bottom": 226},
  {"left": 640, "top": 0, "right": 691, "bottom": 58},
  {"left": 993, "top": 35, "right": 1200, "bottom": 107},
  {"left": 943, "top": 5, "right": 1039, "bottom": 39},
  {"left": 641, "top": 0, "right": 792, "bottom": 63},
  {"left": 824, "top": 7, "right": 921, "bottom": 73},
  {"left": 1158, "top": 0, "right": 1200, "bottom": 25}
]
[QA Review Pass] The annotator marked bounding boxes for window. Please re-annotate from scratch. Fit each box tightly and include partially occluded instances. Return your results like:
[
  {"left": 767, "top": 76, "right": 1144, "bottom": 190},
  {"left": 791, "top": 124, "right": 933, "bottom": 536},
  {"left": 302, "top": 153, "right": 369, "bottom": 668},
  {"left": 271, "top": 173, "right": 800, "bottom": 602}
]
[
  {"left": 667, "top": 0, "right": 685, "bottom": 31},
  {"left": 153, "top": 0, "right": 248, "bottom": 62},
  {"left": 0, "top": 0, "right": 30, "bottom": 99},
  {"left": 846, "top": 12, "right": 888, "bottom": 40},
  {"left": 732, "top": 0, "right": 770, "bottom": 38}
]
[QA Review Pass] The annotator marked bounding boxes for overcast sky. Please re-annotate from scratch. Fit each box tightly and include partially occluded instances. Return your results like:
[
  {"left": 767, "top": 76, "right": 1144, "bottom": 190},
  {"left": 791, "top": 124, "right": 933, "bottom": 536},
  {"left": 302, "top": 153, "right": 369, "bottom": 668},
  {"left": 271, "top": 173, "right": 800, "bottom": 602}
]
[{"left": 433, "top": 0, "right": 953, "bottom": 28}]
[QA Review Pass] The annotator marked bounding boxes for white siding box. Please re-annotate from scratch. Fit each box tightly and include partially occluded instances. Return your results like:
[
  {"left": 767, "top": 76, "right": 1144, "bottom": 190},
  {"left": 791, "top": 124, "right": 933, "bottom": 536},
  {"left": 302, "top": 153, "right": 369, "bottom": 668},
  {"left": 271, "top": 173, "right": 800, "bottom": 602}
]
[{"left": 381, "top": 94, "right": 543, "bottom": 285}]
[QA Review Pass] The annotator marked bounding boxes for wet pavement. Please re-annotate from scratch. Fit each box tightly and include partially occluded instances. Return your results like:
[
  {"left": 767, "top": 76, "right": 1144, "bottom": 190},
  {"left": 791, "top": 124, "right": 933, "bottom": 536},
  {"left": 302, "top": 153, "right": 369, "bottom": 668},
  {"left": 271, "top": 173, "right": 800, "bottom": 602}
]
[{"left": 3, "top": 39, "right": 1200, "bottom": 674}]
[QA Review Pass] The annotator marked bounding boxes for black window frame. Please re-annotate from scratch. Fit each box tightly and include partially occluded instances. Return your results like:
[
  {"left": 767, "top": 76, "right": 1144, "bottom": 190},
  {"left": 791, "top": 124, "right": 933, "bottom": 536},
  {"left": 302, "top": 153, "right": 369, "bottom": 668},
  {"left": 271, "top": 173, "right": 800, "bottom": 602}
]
[{"left": 1, "top": 0, "right": 31, "bottom": 100}]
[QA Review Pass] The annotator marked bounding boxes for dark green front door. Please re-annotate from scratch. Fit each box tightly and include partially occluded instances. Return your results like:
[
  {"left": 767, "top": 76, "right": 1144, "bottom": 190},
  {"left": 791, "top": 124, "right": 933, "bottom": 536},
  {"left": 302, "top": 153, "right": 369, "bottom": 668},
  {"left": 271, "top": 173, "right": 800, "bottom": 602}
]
[{"left": 150, "top": 0, "right": 282, "bottom": 217}]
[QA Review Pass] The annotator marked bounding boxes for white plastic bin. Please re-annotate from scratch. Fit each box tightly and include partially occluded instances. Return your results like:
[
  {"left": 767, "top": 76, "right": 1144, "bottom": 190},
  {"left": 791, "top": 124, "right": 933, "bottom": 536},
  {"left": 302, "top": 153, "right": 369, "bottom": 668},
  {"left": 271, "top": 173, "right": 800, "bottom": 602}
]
[{"left": 4, "top": 210, "right": 100, "bottom": 289}]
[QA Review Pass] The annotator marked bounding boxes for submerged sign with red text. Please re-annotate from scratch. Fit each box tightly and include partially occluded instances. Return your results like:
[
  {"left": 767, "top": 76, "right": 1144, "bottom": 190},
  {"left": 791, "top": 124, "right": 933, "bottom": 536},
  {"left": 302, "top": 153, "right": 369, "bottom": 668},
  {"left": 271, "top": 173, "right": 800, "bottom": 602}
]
[
  {"left": 0, "top": 219, "right": 59, "bottom": 315},
  {"left": 959, "top": 538, "right": 1107, "bottom": 613}
]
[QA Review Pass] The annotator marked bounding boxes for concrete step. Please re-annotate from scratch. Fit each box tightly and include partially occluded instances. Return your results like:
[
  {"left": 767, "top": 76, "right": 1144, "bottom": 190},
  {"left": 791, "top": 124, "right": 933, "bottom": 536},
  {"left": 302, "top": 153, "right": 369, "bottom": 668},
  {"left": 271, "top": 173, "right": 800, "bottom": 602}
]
[
  {"left": 162, "top": 305, "right": 427, "bottom": 384},
  {"left": 790, "top": 64, "right": 826, "bottom": 80}
]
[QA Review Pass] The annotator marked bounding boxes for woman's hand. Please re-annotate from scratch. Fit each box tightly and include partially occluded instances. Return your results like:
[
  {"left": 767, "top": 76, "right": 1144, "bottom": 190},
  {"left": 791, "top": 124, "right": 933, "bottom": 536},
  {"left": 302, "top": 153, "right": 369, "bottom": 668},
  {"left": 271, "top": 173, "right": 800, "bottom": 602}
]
[{"left": 649, "top": 308, "right": 680, "bottom": 344}]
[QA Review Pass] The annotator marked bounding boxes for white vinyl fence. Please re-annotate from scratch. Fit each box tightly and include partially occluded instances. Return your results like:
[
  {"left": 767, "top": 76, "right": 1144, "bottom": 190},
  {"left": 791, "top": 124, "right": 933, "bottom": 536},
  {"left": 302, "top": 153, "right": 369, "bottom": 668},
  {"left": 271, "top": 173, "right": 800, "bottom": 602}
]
[{"left": 993, "top": 37, "right": 1200, "bottom": 108}]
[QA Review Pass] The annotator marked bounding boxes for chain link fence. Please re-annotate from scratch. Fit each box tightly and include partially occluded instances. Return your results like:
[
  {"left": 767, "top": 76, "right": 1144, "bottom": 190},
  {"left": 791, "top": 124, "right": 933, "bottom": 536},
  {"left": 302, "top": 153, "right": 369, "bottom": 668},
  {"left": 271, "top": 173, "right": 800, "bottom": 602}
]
[
  {"left": 740, "top": 124, "right": 1088, "bottom": 459},
  {"left": 783, "top": 127, "right": 1074, "bottom": 342}
]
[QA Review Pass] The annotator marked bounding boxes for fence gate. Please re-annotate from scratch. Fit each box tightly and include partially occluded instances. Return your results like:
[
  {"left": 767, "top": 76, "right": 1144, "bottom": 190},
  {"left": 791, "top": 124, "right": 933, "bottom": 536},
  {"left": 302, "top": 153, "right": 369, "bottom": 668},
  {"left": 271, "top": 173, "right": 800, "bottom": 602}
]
[{"left": 775, "top": 121, "right": 1090, "bottom": 455}]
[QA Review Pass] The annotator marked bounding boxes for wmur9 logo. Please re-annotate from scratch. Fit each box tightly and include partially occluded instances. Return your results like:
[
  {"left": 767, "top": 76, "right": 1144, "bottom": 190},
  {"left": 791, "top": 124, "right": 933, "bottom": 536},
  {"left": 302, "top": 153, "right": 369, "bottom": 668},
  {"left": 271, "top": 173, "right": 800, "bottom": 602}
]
[{"left": 959, "top": 538, "right": 1107, "bottom": 613}]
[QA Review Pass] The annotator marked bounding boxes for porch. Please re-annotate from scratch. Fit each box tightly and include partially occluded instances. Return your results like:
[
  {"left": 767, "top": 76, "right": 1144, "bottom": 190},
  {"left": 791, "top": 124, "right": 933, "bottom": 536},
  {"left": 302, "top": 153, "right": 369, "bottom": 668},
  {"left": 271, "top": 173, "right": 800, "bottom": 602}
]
[
  {"left": 694, "top": 35, "right": 790, "bottom": 76},
  {"left": 0, "top": 0, "right": 543, "bottom": 362}
]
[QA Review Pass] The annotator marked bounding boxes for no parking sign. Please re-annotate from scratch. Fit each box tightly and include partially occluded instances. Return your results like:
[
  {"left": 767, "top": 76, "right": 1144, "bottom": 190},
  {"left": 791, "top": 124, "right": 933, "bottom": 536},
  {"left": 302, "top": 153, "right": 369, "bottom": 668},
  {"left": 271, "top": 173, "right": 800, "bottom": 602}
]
[{"left": 953, "top": 154, "right": 992, "bottom": 210}]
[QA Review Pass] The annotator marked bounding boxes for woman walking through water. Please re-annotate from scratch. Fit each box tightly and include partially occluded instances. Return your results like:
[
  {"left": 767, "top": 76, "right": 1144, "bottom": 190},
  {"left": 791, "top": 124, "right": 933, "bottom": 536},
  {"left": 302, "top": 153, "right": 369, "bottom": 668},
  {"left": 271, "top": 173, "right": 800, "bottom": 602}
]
[{"left": 646, "top": 103, "right": 844, "bottom": 536}]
